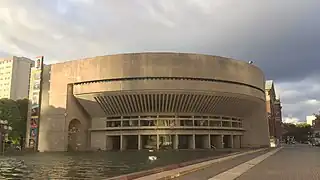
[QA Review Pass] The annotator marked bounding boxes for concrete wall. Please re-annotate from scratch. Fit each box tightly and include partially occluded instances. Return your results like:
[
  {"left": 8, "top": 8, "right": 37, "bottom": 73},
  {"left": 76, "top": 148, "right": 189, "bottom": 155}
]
[
  {"left": 39, "top": 53, "right": 269, "bottom": 151},
  {"left": 11, "top": 57, "right": 34, "bottom": 100},
  {"left": 68, "top": 53, "right": 265, "bottom": 101},
  {"left": 241, "top": 99, "right": 270, "bottom": 148}
]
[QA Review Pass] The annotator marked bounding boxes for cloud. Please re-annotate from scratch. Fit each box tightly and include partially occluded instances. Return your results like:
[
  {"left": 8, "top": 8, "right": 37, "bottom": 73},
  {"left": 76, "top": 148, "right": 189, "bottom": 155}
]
[
  {"left": 0, "top": 0, "right": 320, "bottom": 122},
  {"left": 283, "top": 117, "right": 300, "bottom": 124}
]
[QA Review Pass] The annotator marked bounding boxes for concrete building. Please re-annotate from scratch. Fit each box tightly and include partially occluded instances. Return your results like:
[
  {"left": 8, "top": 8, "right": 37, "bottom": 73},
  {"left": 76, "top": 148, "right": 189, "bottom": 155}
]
[
  {"left": 25, "top": 56, "right": 51, "bottom": 149},
  {"left": 274, "top": 99, "right": 283, "bottom": 140},
  {"left": 306, "top": 115, "right": 316, "bottom": 126},
  {"left": 37, "top": 53, "right": 270, "bottom": 152},
  {"left": 0, "top": 56, "right": 34, "bottom": 100},
  {"left": 308, "top": 115, "right": 320, "bottom": 138}
]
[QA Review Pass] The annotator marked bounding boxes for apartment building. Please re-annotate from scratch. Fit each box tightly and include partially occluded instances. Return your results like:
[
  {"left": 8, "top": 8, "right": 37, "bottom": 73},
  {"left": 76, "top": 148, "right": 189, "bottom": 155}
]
[{"left": 0, "top": 56, "right": 34, "bottom": 100}]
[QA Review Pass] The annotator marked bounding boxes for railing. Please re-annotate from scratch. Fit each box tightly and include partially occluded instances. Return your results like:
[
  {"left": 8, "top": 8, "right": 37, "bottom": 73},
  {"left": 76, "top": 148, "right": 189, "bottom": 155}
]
[
  {"left": 90, "top": 126, "right": 244, "bottom": 131},
  {"left": 91, "top": 115, "right": 244, "bottom": 131}
]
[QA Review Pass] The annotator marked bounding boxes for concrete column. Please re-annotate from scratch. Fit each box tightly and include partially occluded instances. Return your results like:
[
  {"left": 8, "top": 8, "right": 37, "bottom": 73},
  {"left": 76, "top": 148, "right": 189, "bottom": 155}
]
[
  {"left": 221, "top": 135, "right": 225, "bottom": 148},
  {"left": 188, "top": 135, "right": 195, "bottom": 149},
  {"left": 208, "top": 134, "right": 211, "bottom": 149},
  {"left": 138, "top": 135, "right": 141, "bottom": 150},
  {"left": 233, "top": 135, "right": 241, "bottom": 149},
  {"left": 192, "top": 134, "right": 196, "bottom": 149},
  {"left": 212, "top": 135, "right": 223, "bottom": 149},
  {"left": 106, "top": 136, "right": 113, "bottom": 150},
  {"left": 156, "top": 134, "right": 160, "bottom": 150},
  {"left": 230, "top": 135, "right": 234, "bottom": 148},
  {"left": 120, "top": 135, "right": 127, "bottom": 151},
  {"left": 120, "top": 135, "right": 123, "bottom": 151},
  {"left": 173, "top": 134, "right": 179, "bottom": 150},
  {"left": 201, "top": 135, "right": 210, "bottom": 149}
]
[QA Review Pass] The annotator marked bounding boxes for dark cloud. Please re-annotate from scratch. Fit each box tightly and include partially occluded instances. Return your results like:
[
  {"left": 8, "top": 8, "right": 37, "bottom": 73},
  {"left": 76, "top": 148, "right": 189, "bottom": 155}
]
[{"left": 0, "top": 0, "right": 319, "bottom": 122}]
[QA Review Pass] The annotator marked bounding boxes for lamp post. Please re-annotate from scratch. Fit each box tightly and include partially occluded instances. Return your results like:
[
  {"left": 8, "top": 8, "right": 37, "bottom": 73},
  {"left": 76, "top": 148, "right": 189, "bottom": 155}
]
[{"left": 0, "top": 119, "right": 12, "bottom": 155}]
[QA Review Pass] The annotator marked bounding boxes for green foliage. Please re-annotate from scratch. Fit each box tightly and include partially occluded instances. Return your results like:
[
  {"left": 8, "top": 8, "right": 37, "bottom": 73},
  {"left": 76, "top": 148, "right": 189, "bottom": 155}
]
[
  {"left": 313, "top": 111, "right": 320, "bottom": 120},
  {"left": 0, "top": 98, "right": 29, "bottom": 142},
  {"left": 283, "top": 122, "right": 312, "bottom": 142}
]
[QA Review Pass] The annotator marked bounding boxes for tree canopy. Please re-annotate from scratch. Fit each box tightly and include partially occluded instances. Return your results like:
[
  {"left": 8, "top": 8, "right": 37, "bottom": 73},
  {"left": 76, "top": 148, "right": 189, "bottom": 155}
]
[
  {"left": 313, "top": 111, "right": 320, "bottom": 120},
  {"left": 282, "top": 122, "right": 312, "bottom": 142},
  {"left": 0, "top": 98, "right": 29, "bottom": 142}
]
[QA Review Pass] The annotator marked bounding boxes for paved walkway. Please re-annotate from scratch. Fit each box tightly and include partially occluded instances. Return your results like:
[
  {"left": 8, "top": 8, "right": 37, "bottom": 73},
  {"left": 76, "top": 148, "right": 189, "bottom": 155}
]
[
  {"left": 168, "top": 144, "right": 320, "bottom": 180},
  {"left": 172, "top": 149, "right": 270, "bottom": 180},
  {"left": 130, "top": 144, "right": 319, "bottom": 180},
  {"left": 236, "top": 144, "right": 320, "bottom": 180}
]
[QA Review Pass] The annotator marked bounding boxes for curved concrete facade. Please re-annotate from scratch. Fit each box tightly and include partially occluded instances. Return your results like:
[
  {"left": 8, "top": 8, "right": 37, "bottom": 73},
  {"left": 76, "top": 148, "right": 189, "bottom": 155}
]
[{"left": 38, "top": 53, "right": 270, "bottom": 152}]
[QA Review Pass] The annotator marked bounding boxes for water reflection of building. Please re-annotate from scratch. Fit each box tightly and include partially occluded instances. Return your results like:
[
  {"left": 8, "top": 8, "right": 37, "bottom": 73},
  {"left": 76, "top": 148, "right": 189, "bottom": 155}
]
[{"left": 37, "top": 53, "right": 270, "bottom": 152}]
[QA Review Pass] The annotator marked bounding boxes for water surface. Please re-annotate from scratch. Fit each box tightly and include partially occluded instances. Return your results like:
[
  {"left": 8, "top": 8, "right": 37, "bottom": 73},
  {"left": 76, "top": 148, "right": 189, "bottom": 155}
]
[{"left": 0, "top": 150, "right": 231, "bottom": 179}]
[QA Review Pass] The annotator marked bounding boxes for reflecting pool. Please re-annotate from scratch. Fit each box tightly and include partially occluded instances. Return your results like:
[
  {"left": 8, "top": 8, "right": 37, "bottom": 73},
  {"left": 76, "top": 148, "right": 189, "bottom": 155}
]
[{"left": 0, "top": 150, "right": 232, "bottom": 179}]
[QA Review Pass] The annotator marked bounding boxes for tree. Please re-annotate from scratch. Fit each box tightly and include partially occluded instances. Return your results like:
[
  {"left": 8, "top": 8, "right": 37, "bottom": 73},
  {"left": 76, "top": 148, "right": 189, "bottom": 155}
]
[
  {"left": 282, "top": 122, "right": 312, "bottom": 142},
  {"left": 0, "top": 98, "right": 29, "bottom": 143},
  {"left": 15, "top": 99, "right": 29, "bottom": 138},
  {"left": 313, "top": 112, "right": 320, "bottom": 120}
]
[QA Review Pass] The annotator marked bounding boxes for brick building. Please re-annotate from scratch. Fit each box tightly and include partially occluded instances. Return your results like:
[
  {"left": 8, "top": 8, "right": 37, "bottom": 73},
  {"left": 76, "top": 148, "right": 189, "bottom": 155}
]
[
  {"left": 274, "top": 99, "right": 283, "bottom": 140},
  {"left": 265, "top": 80, "right": 282, "bottom": 141}
]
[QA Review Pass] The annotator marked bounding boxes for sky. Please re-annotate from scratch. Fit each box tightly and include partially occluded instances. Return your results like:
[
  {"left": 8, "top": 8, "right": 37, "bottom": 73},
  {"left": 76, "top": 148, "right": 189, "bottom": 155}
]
[{"left": 0, "top": 0, "right": 319, "bottom": 123}]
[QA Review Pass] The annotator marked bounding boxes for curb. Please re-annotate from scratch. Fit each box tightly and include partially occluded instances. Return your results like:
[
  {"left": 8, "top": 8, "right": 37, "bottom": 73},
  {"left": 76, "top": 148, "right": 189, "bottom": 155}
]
[{"left": 105, "top": 148, "right": 267, "bottom": 180}]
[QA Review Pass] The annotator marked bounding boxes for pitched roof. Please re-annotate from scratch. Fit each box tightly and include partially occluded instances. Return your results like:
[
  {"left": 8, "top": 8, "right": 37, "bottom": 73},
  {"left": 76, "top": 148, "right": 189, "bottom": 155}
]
[{"left": 265, "top": 80, "right": 274, "bottom": 90}]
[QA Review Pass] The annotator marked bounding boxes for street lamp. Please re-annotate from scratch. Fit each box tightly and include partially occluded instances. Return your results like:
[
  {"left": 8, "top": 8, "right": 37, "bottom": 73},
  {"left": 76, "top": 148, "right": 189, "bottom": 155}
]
[{"left": 0, "top": 119, "right": 12, "bottom": 155}]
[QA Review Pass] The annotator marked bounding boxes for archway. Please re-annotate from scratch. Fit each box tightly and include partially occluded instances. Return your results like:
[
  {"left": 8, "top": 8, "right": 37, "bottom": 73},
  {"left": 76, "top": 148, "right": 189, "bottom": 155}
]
[{"left": 68, "top": 119, "right": 82, "bottom": 151}]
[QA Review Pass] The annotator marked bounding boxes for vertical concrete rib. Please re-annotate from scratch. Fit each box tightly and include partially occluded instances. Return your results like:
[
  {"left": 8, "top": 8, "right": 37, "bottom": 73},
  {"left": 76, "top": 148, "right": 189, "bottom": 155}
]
[
  {"left": 138, "top": 94, "right": 144, "bottom": 113},
  {"left": 199, "top": 95, "right": 211, "bottom": 113},
  {"left": 104, "top": 96, "right": 117, "bottom": 115},
  {"left": 111, "top": 95, "right": 124, "bottom": 114},
  {"left": 177, "top": 94, "right": 185, "bottom": 113},
  {"left": 133, "top": 94, "right": 142, "bottom": 113},
  {"left": 205, "top": 95, "right": 215, "bottom": 114},
  {"left": 171, "top": 94, "right": 177, "bottom": 113},
  {"left": 123, "top": 94, "right": 131, "bottom": 114},
  {"left": 126, "top": 94, "right": 135, "bottom": 113},
  {"left": 142, "top": 93, "right": 147, "bottom": 113},
  {"left": 151, "top": 93, "right": 155, "bottom": 112},
  {"left": 184, "top": 94, "right": 193, "bottom": 113},
  {"left": 165, "top": 94, "right": 170, "bottom": 113},
  {"left": 146, "top": 94, "right": 151, "bottom": 113},
  {"left": 129, "top": 94, "right": 139, "bottom": 112},
  {"left": 117, "top": 95, "right": 127, "bottom": 114},
  {"left": 94, "top": 96, "right": 109, "bottom": 115},
  {"left": 194, "top": 95, "right": 205, "bottom": 112}
]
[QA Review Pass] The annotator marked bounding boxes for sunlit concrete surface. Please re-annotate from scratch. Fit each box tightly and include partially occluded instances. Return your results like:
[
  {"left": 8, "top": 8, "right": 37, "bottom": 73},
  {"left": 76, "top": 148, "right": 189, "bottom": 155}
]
[
  {"left": 236, "top": 144, "right": 320, "bottom": 180},
  {"left": 37, "top": 53, "right": 270, "bottom": 152}
]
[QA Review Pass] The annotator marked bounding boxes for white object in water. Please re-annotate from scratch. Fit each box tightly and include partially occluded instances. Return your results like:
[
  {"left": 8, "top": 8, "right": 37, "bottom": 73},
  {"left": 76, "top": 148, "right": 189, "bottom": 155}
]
[
  {"left": 148, "top": 156, "right": 157, "bottom": 161},
  {"left": 148, "top": 149, "right": 154, "bottom": 152}
]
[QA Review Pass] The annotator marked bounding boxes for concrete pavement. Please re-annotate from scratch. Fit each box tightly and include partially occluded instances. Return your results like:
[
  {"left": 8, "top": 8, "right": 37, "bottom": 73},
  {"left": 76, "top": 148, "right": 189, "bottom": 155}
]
[
  {"left": 111, "top": 144, "right": 319, "bottom": 180},
  {"left": 236, "top": 144, "right": 320, "bottom": 180},
  {"left": 172, "top": 149, "right": 272, "bottom": 180},
  {"left": 166, "top": 144, "right": 319, "bottom": 180},
  {"left": 133, "top": 148, "right": 267, "bottom": 180}
]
